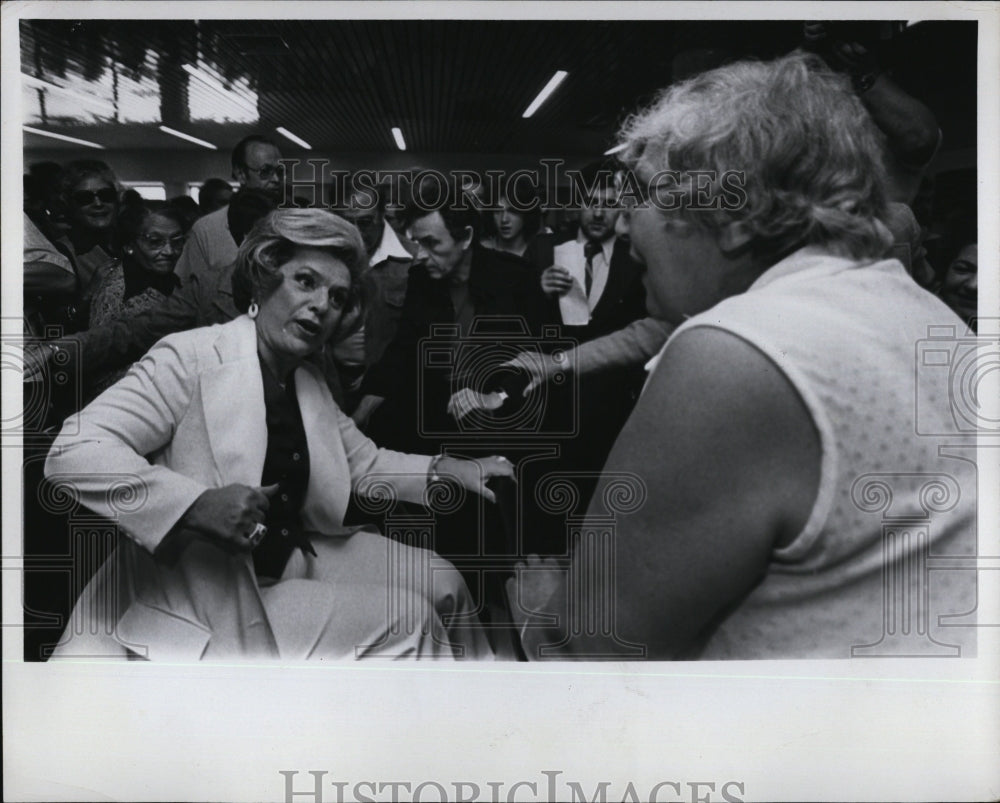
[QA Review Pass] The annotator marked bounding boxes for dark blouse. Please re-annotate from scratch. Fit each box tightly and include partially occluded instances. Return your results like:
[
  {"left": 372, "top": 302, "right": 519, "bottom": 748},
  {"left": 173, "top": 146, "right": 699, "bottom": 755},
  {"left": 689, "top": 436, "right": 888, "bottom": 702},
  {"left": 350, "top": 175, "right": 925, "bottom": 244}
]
[
  {"left": 252, "top": 357, "right": 318, "bottom": 579},
  {"left": 122, "top": 258, "right": 181, "bottom": 301}
]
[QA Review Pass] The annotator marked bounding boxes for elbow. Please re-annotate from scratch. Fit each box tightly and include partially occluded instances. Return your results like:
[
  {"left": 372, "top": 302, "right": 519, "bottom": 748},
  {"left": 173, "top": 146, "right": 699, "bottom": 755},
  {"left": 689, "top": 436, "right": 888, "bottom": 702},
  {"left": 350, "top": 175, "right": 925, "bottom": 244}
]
[{"left": 893, "top": 123, "right": 941, "bottom": 167}]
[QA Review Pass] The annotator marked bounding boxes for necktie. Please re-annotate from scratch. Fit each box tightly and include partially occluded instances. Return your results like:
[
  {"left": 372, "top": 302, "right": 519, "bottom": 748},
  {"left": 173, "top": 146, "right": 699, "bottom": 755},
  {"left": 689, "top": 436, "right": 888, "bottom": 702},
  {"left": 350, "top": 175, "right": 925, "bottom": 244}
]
[{"left": 583, "top": 240, "right": 600, "bottom": 299}]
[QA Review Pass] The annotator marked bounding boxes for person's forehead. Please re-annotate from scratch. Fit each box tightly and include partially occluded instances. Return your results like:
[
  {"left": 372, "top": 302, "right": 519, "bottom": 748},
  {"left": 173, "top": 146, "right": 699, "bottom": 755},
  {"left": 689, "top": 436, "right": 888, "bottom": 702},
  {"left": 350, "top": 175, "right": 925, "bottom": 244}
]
[
  {"left": 956, "top": 243, "right": 978, "bottom": 263},
  {"left": 282, "top": 247, "right": 352, "bottom": 284},
  {"left": 244, "top": 142, "right": 281, "bottom": 166},
  {"left": 584, "top": 186, "right": 616, "bottom": 204}
]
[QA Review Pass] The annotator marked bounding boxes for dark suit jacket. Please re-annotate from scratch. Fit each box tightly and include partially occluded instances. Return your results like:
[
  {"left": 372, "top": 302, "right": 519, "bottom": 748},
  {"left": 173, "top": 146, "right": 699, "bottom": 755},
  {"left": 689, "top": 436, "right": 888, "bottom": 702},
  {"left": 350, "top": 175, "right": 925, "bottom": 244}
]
[
  {"left": 563, "top": 238, "right": 647, "bottom": 344},
  {"left": 362, "top": 245, "right": 558, "bottom": 450}
]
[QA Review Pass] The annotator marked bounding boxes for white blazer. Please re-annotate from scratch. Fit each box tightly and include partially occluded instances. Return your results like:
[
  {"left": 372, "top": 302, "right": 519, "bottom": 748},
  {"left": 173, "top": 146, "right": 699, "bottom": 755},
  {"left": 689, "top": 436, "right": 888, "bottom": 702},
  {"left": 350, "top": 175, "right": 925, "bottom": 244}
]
[{"left": 46, "top": 316, "right": 432, "bottom": 659}]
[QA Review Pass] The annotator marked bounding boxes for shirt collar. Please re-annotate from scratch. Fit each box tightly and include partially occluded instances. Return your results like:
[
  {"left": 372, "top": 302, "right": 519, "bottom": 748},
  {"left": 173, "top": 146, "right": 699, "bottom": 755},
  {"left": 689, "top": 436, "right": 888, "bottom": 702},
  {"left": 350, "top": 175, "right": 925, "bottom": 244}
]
[
  {"left": 370, "top": 219, "right": 411, "bottom": 266},
  {"left": 576, "top": 231, "right": 616, "bottom": 263}
]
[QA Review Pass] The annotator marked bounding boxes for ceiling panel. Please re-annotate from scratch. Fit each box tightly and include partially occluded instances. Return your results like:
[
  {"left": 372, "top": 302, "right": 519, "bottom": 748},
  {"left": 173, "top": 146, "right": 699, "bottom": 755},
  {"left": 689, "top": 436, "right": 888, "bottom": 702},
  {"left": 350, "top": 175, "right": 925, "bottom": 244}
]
[{"left": 19, "top": 19, "right": 976, "bottom": 158}]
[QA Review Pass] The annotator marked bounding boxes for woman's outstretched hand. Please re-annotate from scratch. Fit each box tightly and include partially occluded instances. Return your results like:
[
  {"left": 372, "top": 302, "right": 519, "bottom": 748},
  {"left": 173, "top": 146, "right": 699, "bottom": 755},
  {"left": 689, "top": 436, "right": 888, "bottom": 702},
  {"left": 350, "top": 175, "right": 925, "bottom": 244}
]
[
  {"left": 436, "top": 456, "right": 515, "bottom": 504},
  {"left": 179, "top": 483, "right": 281, "bottom": 549}
]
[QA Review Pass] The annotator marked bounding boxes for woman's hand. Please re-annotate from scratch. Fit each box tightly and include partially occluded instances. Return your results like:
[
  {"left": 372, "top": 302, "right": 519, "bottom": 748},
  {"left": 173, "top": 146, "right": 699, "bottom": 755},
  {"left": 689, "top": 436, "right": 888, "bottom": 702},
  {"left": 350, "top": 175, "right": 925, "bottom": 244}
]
[
  {"left": 179, "top": 483, "right": 280, "bottom": 549},
  {"left": 436, "top": 455, "right": 515, "bottom": 504}
]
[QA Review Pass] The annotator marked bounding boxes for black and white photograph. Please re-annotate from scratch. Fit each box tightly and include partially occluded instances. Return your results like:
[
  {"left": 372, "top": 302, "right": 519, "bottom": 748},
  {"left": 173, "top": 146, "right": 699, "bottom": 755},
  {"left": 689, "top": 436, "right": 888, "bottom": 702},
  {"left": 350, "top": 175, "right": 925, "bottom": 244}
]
[{"left": 3, "top": 2, "right": 999, "bottom": 800}]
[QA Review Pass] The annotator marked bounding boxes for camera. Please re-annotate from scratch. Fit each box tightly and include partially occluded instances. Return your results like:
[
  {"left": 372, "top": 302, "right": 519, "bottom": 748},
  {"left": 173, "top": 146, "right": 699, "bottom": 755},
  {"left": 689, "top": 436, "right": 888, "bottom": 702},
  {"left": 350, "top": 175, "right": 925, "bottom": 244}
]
[
  {"left": 915, "top": 325, "right": 1000, "bottom": 437},
  {"left": 417, "top": 317, "right": 579, "bottom": 439}
]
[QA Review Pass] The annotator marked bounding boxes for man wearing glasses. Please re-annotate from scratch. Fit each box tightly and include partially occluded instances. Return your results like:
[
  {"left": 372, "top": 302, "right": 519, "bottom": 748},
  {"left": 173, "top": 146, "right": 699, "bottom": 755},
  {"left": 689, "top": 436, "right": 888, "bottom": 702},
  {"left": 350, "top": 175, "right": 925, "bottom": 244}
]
[{"left": 174, "top": 134, "right": 284, "bottom": 285}]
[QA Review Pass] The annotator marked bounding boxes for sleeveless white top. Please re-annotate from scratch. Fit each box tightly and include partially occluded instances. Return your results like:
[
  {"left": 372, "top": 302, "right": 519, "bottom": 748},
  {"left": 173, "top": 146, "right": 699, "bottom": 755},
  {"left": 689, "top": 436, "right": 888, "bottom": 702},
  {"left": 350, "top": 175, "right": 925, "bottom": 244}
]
[{"left": 647, "top": 247, "right": 979, "bottom": 659}]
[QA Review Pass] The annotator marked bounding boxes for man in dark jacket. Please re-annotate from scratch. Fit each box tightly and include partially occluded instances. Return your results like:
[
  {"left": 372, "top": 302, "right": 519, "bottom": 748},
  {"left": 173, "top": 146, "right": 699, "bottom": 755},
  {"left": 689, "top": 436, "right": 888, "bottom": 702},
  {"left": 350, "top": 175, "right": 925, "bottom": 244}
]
[{"left": 352, "top": 174, "right": 557, "bottom": 455}]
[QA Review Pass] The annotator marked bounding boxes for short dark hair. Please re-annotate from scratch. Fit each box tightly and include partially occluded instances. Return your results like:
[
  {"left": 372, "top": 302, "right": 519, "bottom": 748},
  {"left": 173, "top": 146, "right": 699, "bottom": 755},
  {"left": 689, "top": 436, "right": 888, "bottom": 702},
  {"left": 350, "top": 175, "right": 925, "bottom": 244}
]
[
  {"left": 227, "top": 188, "right": 279, "bottom": 247},
  {"left": 231, "top": 135, "right": 278, "bottom": 172},
  {"left": 483, "top": 178, "right": 543, "bottom": 241},
  {"left": 199, "top": 177, "right": 234, "bottom": 213},
  {"left": 328, "top": 172, "right": 387, "bottom": 214},
  {"left": 575, "top": 158, "right": 621, "bottom": 200},
  {"left": 403, "top": 172, "right": 481, "bottom": 241}
]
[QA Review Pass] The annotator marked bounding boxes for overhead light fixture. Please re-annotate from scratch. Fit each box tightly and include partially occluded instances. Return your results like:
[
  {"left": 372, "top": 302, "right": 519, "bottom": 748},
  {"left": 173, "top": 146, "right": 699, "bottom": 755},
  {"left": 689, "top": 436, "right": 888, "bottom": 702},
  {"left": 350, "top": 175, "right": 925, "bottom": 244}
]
[
  {"left": 159, "top": 125, "right": 218, "bottom": 150},
  {"left": 391, "top": 127, "right": 407, "bottom": 151},
  {"left": 23, "top": 125, "right": 105, "bottom": 149},
  {"left": 182, "top": 64, "right": 257, "bottom": 115},
  {"left": 276, "top": 126, "right": 312, "bottom": 150},
  {"left": 22, "top": 73, "right": 116, "bottom": 116},
  {"left": 603, "top": 143, "right": 627, "bottom": 156},
  {"left": 522, "top": 70, "right": 568, "bottom": 118}
]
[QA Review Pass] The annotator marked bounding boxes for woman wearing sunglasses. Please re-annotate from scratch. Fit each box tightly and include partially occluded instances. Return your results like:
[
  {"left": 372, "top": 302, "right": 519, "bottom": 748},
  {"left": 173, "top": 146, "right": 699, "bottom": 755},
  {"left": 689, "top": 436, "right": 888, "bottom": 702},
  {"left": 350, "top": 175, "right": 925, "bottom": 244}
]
[
  {"left": 85, "top": 199, "right": 190, "bottom": 397},
  {"left": 56, "top": 160, "right": 122, "bottom": 309}
]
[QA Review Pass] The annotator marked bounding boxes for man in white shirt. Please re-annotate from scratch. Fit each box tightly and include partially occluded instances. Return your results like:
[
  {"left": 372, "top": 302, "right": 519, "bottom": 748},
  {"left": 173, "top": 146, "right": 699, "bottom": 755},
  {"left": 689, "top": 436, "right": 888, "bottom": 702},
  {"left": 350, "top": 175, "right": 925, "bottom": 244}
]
[
  {"left": 542, "top": 168, "right": 646, "bottom": 343},
  {"left": 174, "top": 135, "right": 284, "bottom": 285}
]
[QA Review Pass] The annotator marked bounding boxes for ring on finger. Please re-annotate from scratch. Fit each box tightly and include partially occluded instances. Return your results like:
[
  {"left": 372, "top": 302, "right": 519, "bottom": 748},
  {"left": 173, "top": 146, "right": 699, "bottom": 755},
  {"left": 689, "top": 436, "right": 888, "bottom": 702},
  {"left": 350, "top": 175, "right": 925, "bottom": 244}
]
[{"left": 245, "top": 522, "right": 267, "bottom": 546}]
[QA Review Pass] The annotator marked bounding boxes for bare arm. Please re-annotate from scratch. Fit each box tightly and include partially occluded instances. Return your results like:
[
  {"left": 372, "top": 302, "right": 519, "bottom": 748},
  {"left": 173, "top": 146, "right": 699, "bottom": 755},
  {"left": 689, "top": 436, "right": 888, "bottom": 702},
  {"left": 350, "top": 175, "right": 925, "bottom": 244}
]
[{"left": 518, "top": 326, "right": 821, "bottom": 659}]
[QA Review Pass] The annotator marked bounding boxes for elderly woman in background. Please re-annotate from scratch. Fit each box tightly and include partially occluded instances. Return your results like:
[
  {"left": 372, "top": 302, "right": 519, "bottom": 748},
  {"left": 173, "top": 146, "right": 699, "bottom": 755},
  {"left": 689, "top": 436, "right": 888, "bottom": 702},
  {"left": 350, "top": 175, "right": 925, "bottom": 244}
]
[
  {"left": 86, "top": 201, "right": 189, "bottom": 396},
  {"left": 47, "top": 208, "right": 511, "bottom": 661},
  {"left": 512, "top": 52, "right": 977, "bottom": 660}
]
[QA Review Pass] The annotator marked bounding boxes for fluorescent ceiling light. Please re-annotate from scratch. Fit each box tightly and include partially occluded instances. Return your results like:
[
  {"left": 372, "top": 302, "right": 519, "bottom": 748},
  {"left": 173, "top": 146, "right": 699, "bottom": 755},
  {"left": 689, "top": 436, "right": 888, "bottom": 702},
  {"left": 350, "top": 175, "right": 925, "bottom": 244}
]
[
  {"left": 522, "top": 70, "right": 568, "bottom": 118},
  {"left": 276, "top": 126, "right": 312, "bottom": 149},
  {"left": 391, "top": 127, "right": 407, "bottom": 151},
  {"left": 182, "top": 64, "right": 257, "bottom": 114},
  {"left": 22, "top": 73, "right": 116, "bottom": 115},
  {"left": 23, "top": 125, "right": 105, "bottom": 149},
  {"left": 603, "top": 143, "right": 627, "bottom": 156},
  {"left": 159, "top": 125, "right": 218, "bottom": 150}
]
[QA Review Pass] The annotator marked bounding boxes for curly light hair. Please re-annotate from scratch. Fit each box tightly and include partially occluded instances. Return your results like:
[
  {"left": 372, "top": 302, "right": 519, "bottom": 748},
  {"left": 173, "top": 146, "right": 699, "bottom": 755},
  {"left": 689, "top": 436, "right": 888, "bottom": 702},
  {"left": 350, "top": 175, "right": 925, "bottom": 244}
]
[{"left": 616, "top": 51, "right": 892, "bottom": 260}]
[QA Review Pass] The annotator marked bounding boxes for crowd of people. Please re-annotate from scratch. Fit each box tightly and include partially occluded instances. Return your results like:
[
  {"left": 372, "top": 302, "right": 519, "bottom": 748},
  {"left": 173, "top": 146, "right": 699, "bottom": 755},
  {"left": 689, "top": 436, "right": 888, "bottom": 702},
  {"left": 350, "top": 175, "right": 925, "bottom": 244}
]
[{"left": 22, "top": 30, "right": 980, "bottom": 661}]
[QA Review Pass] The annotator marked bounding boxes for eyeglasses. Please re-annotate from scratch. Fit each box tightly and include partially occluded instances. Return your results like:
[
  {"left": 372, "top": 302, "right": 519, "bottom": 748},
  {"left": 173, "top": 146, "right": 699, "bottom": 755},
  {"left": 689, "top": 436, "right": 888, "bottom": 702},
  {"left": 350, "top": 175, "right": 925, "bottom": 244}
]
[
  {"left": 242, "top": 163, "right": 285, "bottom": 181},
  {"left": 71, "top": 188, "right": 117, "bottom": 207},
  {"left": 140, "top": 233, "right": 187, "bottom": 251}
]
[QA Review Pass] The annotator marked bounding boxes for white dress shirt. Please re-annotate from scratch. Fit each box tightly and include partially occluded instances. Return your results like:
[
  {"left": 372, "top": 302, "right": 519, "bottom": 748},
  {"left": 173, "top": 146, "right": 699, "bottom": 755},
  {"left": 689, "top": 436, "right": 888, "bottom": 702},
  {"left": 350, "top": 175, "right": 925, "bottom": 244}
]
[
  {"left": 370, "top": 220, "right": 412, "bottom": 266},
  {"left": 552, "top": 233, "right": 616, "bottom": 324}
]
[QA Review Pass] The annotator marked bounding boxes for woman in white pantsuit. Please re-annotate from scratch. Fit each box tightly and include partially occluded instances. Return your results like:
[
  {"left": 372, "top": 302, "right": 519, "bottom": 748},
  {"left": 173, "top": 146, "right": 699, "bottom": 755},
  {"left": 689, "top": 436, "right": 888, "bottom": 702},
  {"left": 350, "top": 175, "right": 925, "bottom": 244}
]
[{"left": 46, "top": 208, "right": 511, "bottom": 661}]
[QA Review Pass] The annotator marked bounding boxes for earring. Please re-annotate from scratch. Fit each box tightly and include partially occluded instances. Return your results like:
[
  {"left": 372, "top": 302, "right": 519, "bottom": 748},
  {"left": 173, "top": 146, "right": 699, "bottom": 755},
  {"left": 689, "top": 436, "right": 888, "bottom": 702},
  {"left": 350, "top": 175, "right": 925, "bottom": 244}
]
[
  {"left": 248, "top": 301, "right": 259, "bottom": 319},
  {"left": 124, "top": 246, "right": 134, "bottom": 256}
]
